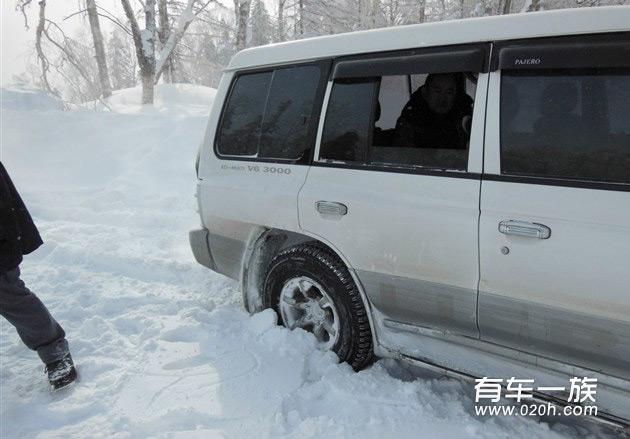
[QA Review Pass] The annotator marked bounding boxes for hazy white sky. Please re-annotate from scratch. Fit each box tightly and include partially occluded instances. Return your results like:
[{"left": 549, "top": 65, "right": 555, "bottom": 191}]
[
  {"left": 1, "top": 1, "right": 125, "bottom": 86},
  {"left": 0, "top": 1, "right": 258, "bottom": 87},
  {"left": 2, "top": 0, "right": 38, "bottom": 85}
]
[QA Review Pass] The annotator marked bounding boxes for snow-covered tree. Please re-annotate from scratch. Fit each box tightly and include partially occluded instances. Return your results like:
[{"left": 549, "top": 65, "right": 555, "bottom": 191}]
[
  {"left": 158, "top": 0, "right": 175, "bottom": 83},
  {"left": 15, "top": 0, "right": 630, "bottom": 105},
  {"left": 249, "top": 0, "right": 272, "bottom": 47},
  {"left": 120, "top": 0, "right": 157, "bottom": 104},
  {"left": 86, "top": 0, "right": 112, "bottom": 97},
  {"left": 276, "top": 0, "right": 288, "bottom": 41},
  {"left": 17, "top": 0, "right": 104, "bottom": 102},
  {"left": 107, "top": 28, "right": 137, "bottom": 90},
  {"left": 234, "top": 0, "right": 251, "bottom": 50},
  {"left": 120, "top": 0, "right": 215, "bottom": 103}
]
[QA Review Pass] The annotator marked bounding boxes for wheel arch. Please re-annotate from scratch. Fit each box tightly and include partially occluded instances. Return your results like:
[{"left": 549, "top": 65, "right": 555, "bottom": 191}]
[{"left": 240, "top": 228, "right": 378, "bottom": 352}]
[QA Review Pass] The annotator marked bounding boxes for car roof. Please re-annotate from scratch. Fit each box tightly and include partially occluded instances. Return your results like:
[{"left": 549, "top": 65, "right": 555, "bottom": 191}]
[{"left": 227, "top": 6, "right": 630, "bottom": 71}]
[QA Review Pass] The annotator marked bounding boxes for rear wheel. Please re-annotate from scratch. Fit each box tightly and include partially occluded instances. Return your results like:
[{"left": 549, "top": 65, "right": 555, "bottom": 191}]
[{"left": 263, "top": 244, "right": 374, "bottom": 370}]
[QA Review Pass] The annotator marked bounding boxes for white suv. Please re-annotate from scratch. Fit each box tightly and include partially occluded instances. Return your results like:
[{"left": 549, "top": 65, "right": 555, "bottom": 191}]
[{"left": 191, "top": 7, "right": 630, "bottom": 426}]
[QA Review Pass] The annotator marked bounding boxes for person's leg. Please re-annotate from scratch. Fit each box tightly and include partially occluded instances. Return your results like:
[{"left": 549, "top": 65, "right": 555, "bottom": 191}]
[{"left": 0, "top": 267, "right": 69, "bottom": 364}]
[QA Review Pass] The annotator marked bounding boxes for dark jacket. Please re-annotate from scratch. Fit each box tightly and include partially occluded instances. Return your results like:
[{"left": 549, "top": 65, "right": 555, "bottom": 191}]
[
  {"left": 394, "top": 87, "right": 473, "bottom": 150},
  {"left": 0, "top": 162, "right": 43, "bottom": 272}
]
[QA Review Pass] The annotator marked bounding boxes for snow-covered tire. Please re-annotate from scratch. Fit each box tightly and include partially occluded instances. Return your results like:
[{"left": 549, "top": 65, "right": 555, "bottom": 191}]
[{"left": 263, "top": 244, "right": 374, "bottom": 370}]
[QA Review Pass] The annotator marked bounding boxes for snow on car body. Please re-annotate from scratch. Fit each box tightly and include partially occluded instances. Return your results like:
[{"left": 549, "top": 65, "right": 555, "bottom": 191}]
[{"left": 191, "top": 6, "right": 630, "bottom": 427}]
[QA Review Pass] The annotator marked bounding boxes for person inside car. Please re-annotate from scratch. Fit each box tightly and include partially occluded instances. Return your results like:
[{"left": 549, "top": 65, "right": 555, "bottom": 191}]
[{"left": 393, "top": 72, "right": 473, "bottom": 150}]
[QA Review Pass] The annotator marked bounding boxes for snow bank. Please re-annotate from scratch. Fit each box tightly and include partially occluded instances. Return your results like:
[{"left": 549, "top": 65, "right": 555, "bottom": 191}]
[
  {"left": 88, "top": 83, "right": 217, "bottom": 116},
  {"left": 0, "top": 86, "right": 613, "bottom": 438},
  {"left": 1, "top": 87, "right": 64, "bottom": 111}
]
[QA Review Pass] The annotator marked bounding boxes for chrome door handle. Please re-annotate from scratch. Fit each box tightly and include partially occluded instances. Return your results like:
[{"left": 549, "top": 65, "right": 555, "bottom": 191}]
[
  {"left": 316, "top": 201, "right": 347, "bottom": 217},
  {"left": 498, "top": 220, "right": 551, "bottom": 239}
]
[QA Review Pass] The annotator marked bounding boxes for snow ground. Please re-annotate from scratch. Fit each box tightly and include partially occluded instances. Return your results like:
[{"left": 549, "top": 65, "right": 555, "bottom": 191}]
[{"left": 0, "top": 85, "right": 617, "bottom": 438}]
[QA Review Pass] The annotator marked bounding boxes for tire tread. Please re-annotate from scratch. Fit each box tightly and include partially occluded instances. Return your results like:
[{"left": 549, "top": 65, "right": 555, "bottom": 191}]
[{"left": 267, "top": 244, "right": 374, "bottom": 370}]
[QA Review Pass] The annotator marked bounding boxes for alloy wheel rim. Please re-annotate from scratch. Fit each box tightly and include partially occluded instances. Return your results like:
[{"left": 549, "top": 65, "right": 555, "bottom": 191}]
[{"left": 279, "top": 276, "right": 340, "bottom": 350}]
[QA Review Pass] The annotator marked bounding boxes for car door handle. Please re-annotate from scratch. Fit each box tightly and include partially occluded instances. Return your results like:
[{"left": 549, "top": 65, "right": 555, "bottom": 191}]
[
  {"left": 498, "top": 220, "right": 551, "bottom": 239},
  {"left": 316, "top": 201, "right": 348, "bottom": 217}
]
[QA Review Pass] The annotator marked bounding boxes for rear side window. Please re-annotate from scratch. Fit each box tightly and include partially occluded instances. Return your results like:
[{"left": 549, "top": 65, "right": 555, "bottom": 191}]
[
  {"left": 259, "top": 66, "right": 322, "bottom": 159},
  {"left": 217, "top": 72, "right": 271, "bottom": 156},
  {"left": 501, "top": 68, "right": 630, "bottom": 184},
  {"left": 217, "top": 65, "right": 323, "bottom": 160}
]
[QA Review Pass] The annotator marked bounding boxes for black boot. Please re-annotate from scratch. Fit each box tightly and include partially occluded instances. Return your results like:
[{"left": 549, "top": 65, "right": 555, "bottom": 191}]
[{"left": 45, "top": 353, "right": 77, "bottom": 390}]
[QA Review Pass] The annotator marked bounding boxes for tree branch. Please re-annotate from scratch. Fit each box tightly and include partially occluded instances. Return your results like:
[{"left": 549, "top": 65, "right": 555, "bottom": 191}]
[
  {"left": 34, "top": 0, "right": 56, "bottom": 95},
  {"left": 63, "top": 9, "right": 88, "bottom": 21},
  {"left": 17, "top": 0, "right": 35, "bottom": 29},
  {"left": 42, "top": 19, "right": 95, "bottom": 87},
  {"left": 154, "top": 0, "right": 213, "bottom": 83},
  {"left": 96, "top": 5, "right": 134, "bottom": 35},
  {"left": 120, "top": 0, "right": 147, "bottom": 66},
  {"left": 97, "top": 13, "right": 133, "bottom": 35}
]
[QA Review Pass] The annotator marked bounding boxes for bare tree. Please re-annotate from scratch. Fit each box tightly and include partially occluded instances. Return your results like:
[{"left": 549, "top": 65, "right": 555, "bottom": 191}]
[
  {"left": 17, "top": 0, "right": 54, "bottom": 95},
  {"left": 19, "top": 0, "right": 101, "bottom": 101},
  {"left": 234, "top": 0, "right": 251, "bottom": 50},
  {"left": 158, "top": 0, "right": 174, "bottom": 83},
  {"left": 121, "top": 0, "right": 156, "bottom": 104},
  {"left": 298, "top": 0, "right": 304, "bottom": 36},
  {"left": 20, "top": 0, "right": 627, "bottom": 106},
  {"left": 369, "top": 0, "right": 381, "bottom": 28},
  {"left": 154, "top": 0, "right": 214, "bottom": 82},
  {"left": 86, "top": 0, "right": 112, "bottom": 97},
  {"left": 277, "top": 0, "right": 287, "bottom": 41},
  {"left": 107, "top": 28, "right": 137, "bottom": 89},
  {"left": 34, "top": 1, "right": 55, "bottom": 95},
  {"left": 528, "top": 0, "right": 542, "bottom": 10},
  {"left": 418, "top": 0, "right": 426, "bottom": 23},
  {"left": 121, "top": 0, "right": 215, "bottom": 100}
]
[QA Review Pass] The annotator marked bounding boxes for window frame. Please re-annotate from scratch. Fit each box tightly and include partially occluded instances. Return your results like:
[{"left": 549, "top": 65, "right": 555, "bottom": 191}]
[
  {"left": 316, "top": 42, "right": 490, "bottom": 177},
  {"left": 213, "top": 59, "right": 332, "bottom": 165},
  {"left": 491, "top": 32, "right": 630, "bottom": 72}
]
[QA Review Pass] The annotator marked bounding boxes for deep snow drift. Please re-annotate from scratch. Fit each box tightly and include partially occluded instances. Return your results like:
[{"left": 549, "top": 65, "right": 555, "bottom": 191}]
[{"left": 0, "top": 85, "right": 613, "bottom": 438}]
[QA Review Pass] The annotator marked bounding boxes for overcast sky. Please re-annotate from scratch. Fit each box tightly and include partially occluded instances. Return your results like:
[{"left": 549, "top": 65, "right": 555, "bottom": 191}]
[
  {"left": 2, "top": 1, "right": 37, "bottom": 85},
  {"left": 1, "top": 1, "right": 125, "bottom": 86},
  {"left": 1, "top": 1, "right": 265, "bottom": 87}
]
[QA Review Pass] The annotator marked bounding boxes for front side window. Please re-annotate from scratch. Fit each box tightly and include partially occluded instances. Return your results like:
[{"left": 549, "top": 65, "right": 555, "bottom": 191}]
[
  {"left": 217, "top": 65, "right": 323, "bottom": 160},
  {"left": 372, "top": 73, "right": 475, "bottom": 170},
  {"left": 320, "top": 63, "right": 478, "bottom": 171},
  {"left": 501, "top": 68, "right": 630, "bottom": 183}
]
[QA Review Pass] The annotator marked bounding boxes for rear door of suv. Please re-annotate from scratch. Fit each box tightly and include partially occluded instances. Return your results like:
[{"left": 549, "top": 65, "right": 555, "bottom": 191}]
[
  {"left": 479, "top": 34, "right": 630, "bottom": 379},
  {"left": 197, "top": 62, "right": 329, "bottom": 279},
  {"left": 299, "top": 44, "right": 490, "bottom": 338}
]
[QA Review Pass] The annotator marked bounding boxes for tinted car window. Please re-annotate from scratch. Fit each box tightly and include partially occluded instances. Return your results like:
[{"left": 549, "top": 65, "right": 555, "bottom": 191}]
[
  {"left": 217, "top": 72, "right": 271, "bottom": 156},
  {"left": 320, "top": 78, "right": 376, "bottom": 162},
  {"left": 501, "top": 68, "right": 630, "bottom": 183},
  {"left": 259, "top": 66, "right": 321, "bottom": 160}
]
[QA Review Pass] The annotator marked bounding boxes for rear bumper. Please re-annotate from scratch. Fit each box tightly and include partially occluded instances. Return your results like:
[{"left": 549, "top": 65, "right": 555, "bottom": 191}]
[{"left": 189, "top": 228, "right": 216, "bottom": 271}]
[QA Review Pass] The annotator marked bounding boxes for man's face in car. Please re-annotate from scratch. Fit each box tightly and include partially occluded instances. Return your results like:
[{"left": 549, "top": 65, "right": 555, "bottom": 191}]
[{"left": 422, "top": 75, "right": 457, "bottom": 115}]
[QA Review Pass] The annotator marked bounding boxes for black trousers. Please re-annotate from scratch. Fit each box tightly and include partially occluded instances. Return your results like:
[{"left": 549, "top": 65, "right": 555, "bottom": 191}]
[{"left": 0, "top": 266, "right": 69, "bottom": 365}]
